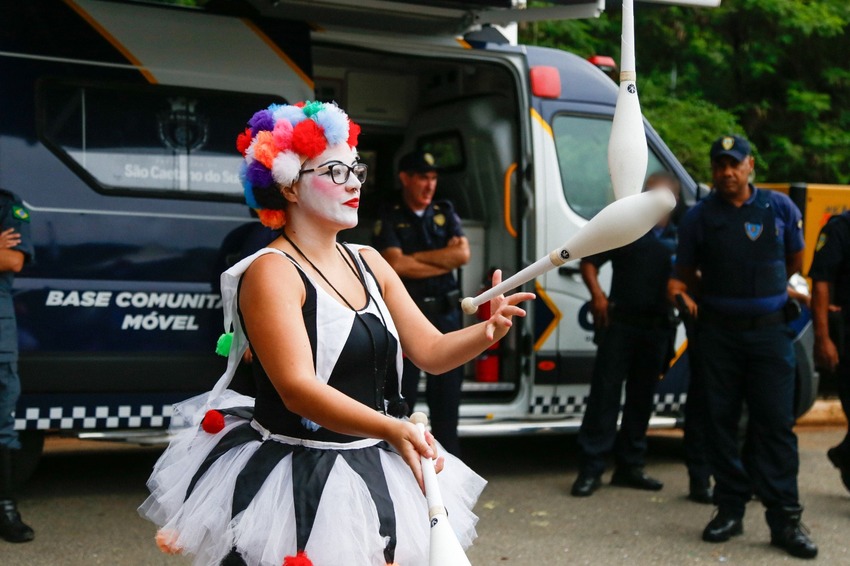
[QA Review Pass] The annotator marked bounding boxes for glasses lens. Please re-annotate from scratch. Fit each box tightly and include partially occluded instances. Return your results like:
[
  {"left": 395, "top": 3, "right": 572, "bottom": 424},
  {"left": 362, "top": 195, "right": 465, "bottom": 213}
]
[
  {"left": 353, "top": 163, "right": 367, "bottom": 183},
  {"left": 328, "top": 164, "right": 348, "bottom": 184}
]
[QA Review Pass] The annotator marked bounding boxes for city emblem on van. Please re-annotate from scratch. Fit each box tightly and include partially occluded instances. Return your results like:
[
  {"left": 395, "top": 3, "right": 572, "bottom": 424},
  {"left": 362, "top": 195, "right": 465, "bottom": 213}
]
[
  {"left": 744, "top": 222, "right": 763, "bottom": 241},
  {"left": 157, "top": 97, "right": 209, "bottom": 152},
  {"left": 12, "top": 205, "right": 29, "bottom": 222}
]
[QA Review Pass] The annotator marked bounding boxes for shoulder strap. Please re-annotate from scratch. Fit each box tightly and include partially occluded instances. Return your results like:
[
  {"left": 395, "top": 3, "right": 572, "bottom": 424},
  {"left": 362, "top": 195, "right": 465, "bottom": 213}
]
[{"left": 209, "top": 247, "right": 291, "bottom": 401}]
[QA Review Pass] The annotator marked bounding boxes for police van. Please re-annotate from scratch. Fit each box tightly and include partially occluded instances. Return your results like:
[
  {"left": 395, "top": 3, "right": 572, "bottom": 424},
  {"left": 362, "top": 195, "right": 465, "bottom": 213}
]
[{"left": 0, "top": 0, "right": 815, "bottom": 470}]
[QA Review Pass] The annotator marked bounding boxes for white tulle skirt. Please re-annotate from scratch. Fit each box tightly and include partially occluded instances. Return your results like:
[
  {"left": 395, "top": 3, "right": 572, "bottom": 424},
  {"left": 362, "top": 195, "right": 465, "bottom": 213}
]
[{"left": 139, "top": 391, "right": 486, "bottom": 566}]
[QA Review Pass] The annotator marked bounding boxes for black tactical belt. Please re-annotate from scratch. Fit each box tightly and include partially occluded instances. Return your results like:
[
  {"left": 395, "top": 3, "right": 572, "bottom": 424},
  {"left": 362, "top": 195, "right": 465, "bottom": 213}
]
[{"left": 698, "top": 307, "right": 786, "bottom": 331}]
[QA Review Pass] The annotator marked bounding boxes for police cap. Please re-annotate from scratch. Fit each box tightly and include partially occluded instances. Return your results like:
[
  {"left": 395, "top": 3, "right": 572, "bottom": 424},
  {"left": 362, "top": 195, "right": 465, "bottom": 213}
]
[
  {"left": 398, "top": 151, "right": 438, "bottom": 174},
  {"left": 710, "top": 135, "right": 751, "bottom": 163}
]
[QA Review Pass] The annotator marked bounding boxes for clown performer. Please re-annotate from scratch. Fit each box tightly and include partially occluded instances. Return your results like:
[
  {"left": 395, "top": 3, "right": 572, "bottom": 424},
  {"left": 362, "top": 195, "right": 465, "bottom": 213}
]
[{"left": 139, "top": 101, "right": 534, "bottom": 566}]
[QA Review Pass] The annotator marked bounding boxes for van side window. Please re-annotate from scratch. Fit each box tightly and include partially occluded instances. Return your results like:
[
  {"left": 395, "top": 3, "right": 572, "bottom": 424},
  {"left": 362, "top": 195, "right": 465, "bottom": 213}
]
[
  {"left": 551, "top": 114, "right": 665, "bottom": 219},
  {"left": 39, "top": 80, "right": 283, "bottom": 200}
]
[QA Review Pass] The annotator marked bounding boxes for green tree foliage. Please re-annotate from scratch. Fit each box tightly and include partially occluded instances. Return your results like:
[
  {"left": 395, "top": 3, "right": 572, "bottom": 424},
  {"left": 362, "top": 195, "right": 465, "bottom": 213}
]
[{"left": 521, "top": 0, "right": 850, "bottom": 184}]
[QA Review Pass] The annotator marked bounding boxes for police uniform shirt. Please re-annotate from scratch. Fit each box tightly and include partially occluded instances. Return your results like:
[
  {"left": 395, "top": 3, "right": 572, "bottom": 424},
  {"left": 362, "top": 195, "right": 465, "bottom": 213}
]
[
  {"left": 373, "top": 199, "right": 464, "bottom": 300},
  {"left": 676, "top": 186, "right": 804, "bottom": 316},
  {"left": 584, "top": 223, "right": 677, "bottom": 316},
  {"left": 0, "top": 190, "right": 33, "bottom": 361},
  {"left": 809, "top": 211, "right": 850, "bottom": 314}
]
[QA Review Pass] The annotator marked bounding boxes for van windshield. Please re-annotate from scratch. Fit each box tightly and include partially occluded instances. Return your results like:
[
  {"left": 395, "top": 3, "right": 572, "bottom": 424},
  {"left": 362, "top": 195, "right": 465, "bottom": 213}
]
[
  {"left": 552, "top": 114, "right": 665, "bottom": 219},
  {"left": 39, "top": 80, "right": 283, "bottom": 200}
]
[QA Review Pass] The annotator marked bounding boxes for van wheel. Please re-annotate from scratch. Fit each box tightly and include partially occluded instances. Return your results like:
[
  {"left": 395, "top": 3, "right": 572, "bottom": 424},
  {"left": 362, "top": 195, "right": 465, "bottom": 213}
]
[{"left": 13, "top": 430, "right": 44, "bottom": 487}]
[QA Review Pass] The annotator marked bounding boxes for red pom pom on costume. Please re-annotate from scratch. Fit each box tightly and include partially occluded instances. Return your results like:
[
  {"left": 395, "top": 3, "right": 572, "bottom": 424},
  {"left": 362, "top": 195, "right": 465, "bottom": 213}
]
[
  {"left": 347, "top": 121, "right": 361, "bottom": 148},
  {"left": 293, "top": 101, "right": 306, "bottom": 108},
  {"left": 257, "top": 209, "right": 286, "bottom": 229},
  {"left": 291, "top": 120, "right": 327, "bottom": 160},
  {"left": 236, "top": 128, "right": 253, "bottom": 156},
  {"left": 283, "top": 551, "right": 313, "bottom": 565},
  {"left": 201, "top": 409, "right": 225, "bottom": 434},
  {"left": 156, "top": 529, "right": 182, "bottom": 555}
]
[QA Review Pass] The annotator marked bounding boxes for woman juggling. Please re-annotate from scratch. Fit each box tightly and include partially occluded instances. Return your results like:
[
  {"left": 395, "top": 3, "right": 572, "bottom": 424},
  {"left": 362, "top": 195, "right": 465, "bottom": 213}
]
[{"left": 139, "top": 101, "right": 533, "bottom": 566}]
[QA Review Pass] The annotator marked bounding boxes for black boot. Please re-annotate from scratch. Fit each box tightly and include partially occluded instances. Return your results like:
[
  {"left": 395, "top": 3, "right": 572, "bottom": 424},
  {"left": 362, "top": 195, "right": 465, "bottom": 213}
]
[
  {"left": 767, "top": 506, "right": 817, "bottom": 559},
  {"left": 0, "top": 447, "right": 34, "bottom": 543}
]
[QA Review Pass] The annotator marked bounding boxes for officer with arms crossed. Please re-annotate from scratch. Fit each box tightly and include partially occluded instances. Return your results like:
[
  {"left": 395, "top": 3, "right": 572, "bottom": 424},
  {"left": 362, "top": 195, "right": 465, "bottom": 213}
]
[
  {"left": 809, "top": 209, "right": 850, "bottom": 493},
  {"left": 373, "top": 151, "right": 470, "bottom": 455},
  {"left": 0, "top": 189, "right": 33, "bottom": 543},
  {"left": 571, "top": 174, "right": 679, "bottom": 498},
  {"left": 672, "top": 135, "right": 817, "bottom": 559}
]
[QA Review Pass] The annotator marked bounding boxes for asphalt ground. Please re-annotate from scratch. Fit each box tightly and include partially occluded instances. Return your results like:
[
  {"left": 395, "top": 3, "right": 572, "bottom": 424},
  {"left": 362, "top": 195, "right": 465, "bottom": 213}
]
[{"left": 2, "top": 425, "right": 848, "bottom": 565}]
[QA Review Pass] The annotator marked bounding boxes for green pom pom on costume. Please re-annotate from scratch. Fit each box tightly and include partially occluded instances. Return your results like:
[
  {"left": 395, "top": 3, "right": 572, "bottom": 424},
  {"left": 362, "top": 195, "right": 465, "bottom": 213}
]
[{"left": 215, "top": 332, "right": 233, "bottom": 357}]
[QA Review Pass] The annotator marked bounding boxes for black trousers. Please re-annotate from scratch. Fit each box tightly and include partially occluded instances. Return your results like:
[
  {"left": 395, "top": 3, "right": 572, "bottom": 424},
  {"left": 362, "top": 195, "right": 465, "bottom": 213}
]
[
  {"left": 402, "top": 308, "right": 464, "bottom": 457},
  {"left": 577, "top": 321, "right": 672, "bottom": 476},
  {"left": 698, "top": 321, "right": 800, "bottom": 520},
  {"left": 835, "top": 321, "right": 850, "bottom": 460}
]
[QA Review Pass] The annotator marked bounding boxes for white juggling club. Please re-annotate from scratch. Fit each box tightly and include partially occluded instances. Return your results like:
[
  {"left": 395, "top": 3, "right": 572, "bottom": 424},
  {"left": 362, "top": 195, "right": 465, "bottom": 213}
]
[
  {"left": 410, "top": 412, "right": 472, "bottom": 566},
  {"left": 608, "top": 0, "right": 648, "bottom": 200},
  {"left": 461, "top": 188, "right": 675, "bottom": 315}
]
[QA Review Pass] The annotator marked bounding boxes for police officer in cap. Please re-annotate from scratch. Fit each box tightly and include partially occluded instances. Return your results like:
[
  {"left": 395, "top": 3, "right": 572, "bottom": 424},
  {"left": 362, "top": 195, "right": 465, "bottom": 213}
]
[
  {"left": 673, "top": 135, "right": 817, "bottom": 558},
  {"left": 0, "top": 189, "right": 34, "bottom": 543},
  {"left": 373, "top": 150, "right": 469, "bottom": 455},
  {"left": 809, "top": 209, "right": 850, "bottom": 493},
  {"left": 571, "top": 174, "right": 679, "bottom": 498}
]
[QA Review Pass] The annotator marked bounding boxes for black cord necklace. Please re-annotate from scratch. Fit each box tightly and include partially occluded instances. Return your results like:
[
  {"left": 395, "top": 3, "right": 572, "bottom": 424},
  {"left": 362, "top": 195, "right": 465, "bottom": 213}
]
[{"left": 281, "top": 230, "right": 393, "bottom": 414}]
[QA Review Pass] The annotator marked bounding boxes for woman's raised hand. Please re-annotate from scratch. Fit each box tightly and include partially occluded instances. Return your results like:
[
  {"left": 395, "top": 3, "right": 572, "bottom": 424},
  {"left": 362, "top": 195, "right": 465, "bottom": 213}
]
[{"left": 484, "top": 269, "right": 535, "bottom": 342}]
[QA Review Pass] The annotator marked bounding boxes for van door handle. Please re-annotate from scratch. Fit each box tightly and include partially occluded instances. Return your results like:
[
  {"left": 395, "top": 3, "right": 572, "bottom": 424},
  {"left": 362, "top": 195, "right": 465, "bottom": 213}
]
[{"left": 558, "top": 266, "right": 581, "bottom": 277}]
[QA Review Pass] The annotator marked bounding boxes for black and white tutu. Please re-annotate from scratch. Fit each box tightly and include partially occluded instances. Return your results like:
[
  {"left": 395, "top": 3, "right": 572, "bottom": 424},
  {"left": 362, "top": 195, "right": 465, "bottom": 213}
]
[{"left": 139, "top": 246, "right": 486, "bottom": 566}]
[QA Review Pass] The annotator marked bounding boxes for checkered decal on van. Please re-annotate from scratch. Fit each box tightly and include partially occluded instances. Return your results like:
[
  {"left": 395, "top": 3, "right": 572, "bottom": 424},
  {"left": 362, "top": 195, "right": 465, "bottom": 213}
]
[
  {"left": 529, "top": 393, "right": 687, "bottom": 416},
  {"left": 14, "top": 403, "right": 173, "bottom": 431}
]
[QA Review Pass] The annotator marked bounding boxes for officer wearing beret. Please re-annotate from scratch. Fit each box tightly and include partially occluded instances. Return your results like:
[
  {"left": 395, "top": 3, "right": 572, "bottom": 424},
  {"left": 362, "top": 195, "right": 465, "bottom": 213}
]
[
  {"left": 809, "top": 209, "right": 850, "bottom": 493},
  {"left": 0, "top": 189, "right": 34, "bottom": 543},
  {"left": 571, "top": 174, "right": 679, "bottom": 498},
  {"left": 373, "top": 151, "right": 469, "bottom": 455},
  {"left": 673, "top": 135, "right": 816, "bottom": 558}
]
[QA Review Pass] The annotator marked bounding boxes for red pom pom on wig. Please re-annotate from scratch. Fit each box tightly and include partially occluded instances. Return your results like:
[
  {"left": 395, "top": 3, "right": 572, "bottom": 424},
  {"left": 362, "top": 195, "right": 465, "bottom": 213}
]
[
  {"left": 201, "top": 409, "right": 225, "bottom": 434},
  {"left": 291, "top": 120, "right": 327, "bottom": 160},
  {"left": 236, "top": 128, "right": 253, "bottom": 156},
  {"left": 347, "top": 121, "right": 361, "bottom": 148},
  {"left": 283, "top": 551, "right": 313, "bottom": 565},
  {"left": 257, "top": 209, "right": 286, "bottom": 229}
]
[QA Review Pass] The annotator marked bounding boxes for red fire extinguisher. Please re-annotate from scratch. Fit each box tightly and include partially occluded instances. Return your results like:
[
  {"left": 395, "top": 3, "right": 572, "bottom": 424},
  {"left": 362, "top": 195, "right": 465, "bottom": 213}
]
[{"left": 474, "top": 271, "right": 500, "bottom": 383}]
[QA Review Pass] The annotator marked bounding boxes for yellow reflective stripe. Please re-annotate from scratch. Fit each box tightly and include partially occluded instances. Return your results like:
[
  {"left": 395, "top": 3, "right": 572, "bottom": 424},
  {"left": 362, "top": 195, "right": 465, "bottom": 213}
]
[
  {"left": 242, "top": 19, "right": 314, "bottom": 90},
  {"left": 63, "top": 0, "right": 157, "bottom": 84},
  {"left": 533, "top": 281, "right": 562, "bottom": 351},
  {"left": 530, "top": 108, "right": 553, "bottom": 138}
]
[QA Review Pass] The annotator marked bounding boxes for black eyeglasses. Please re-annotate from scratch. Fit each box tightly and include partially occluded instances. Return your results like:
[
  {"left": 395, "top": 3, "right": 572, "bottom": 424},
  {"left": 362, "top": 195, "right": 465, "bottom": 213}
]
[{"left": 299, "top": 162, "right": 368, "bottom": 185}]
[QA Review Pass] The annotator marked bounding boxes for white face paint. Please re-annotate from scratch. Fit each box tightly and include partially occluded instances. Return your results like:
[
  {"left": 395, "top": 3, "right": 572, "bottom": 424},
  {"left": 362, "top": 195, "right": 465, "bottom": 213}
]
[{"left": 295, "top": 144, "right": 362, "bottom": 229}]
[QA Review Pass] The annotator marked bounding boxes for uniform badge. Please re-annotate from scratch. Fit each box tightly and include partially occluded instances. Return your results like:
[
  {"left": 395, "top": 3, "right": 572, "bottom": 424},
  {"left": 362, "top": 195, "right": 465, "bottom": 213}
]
[
  {"left": 722, "top": 137, "right": 735, "bottom": 150},
  {"left": 12, "top": 205, "right": 30, "bottom": 222},
  {"left": 434, "top": 213, "right": 446, "bottom": 227},
  {"left": 373, "top": 219, "right": 382, "bottom": 236},
  {"left": 816, "top": 233, "right": 827, "bottom": 252},
  {"left": 744, "top": 222, "right": 763, "bottom": 241}
]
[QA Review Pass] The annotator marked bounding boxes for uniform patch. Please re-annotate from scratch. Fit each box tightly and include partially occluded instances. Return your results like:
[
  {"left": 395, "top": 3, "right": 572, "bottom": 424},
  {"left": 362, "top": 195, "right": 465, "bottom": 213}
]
[
  {"left": 816, "top": 233, "right": 827, "bottom": 252},
  {"left": 744, "top": 222, "right": 763, "bottom": 241},
  {"left": 12, "top": 205, "right": 30, "bottom": 222},
  {"left": 434, "top": 213, "right": 446, "bottom": 227},
  {"left": 722, "top": 136, "right": 735, "bottom": 150}
]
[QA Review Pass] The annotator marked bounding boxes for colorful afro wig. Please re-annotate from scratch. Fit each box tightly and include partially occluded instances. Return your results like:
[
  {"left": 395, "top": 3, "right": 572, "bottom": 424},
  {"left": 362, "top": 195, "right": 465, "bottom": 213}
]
[{"left": 236, "top": 101, "right": 360, "bottom": 229}]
